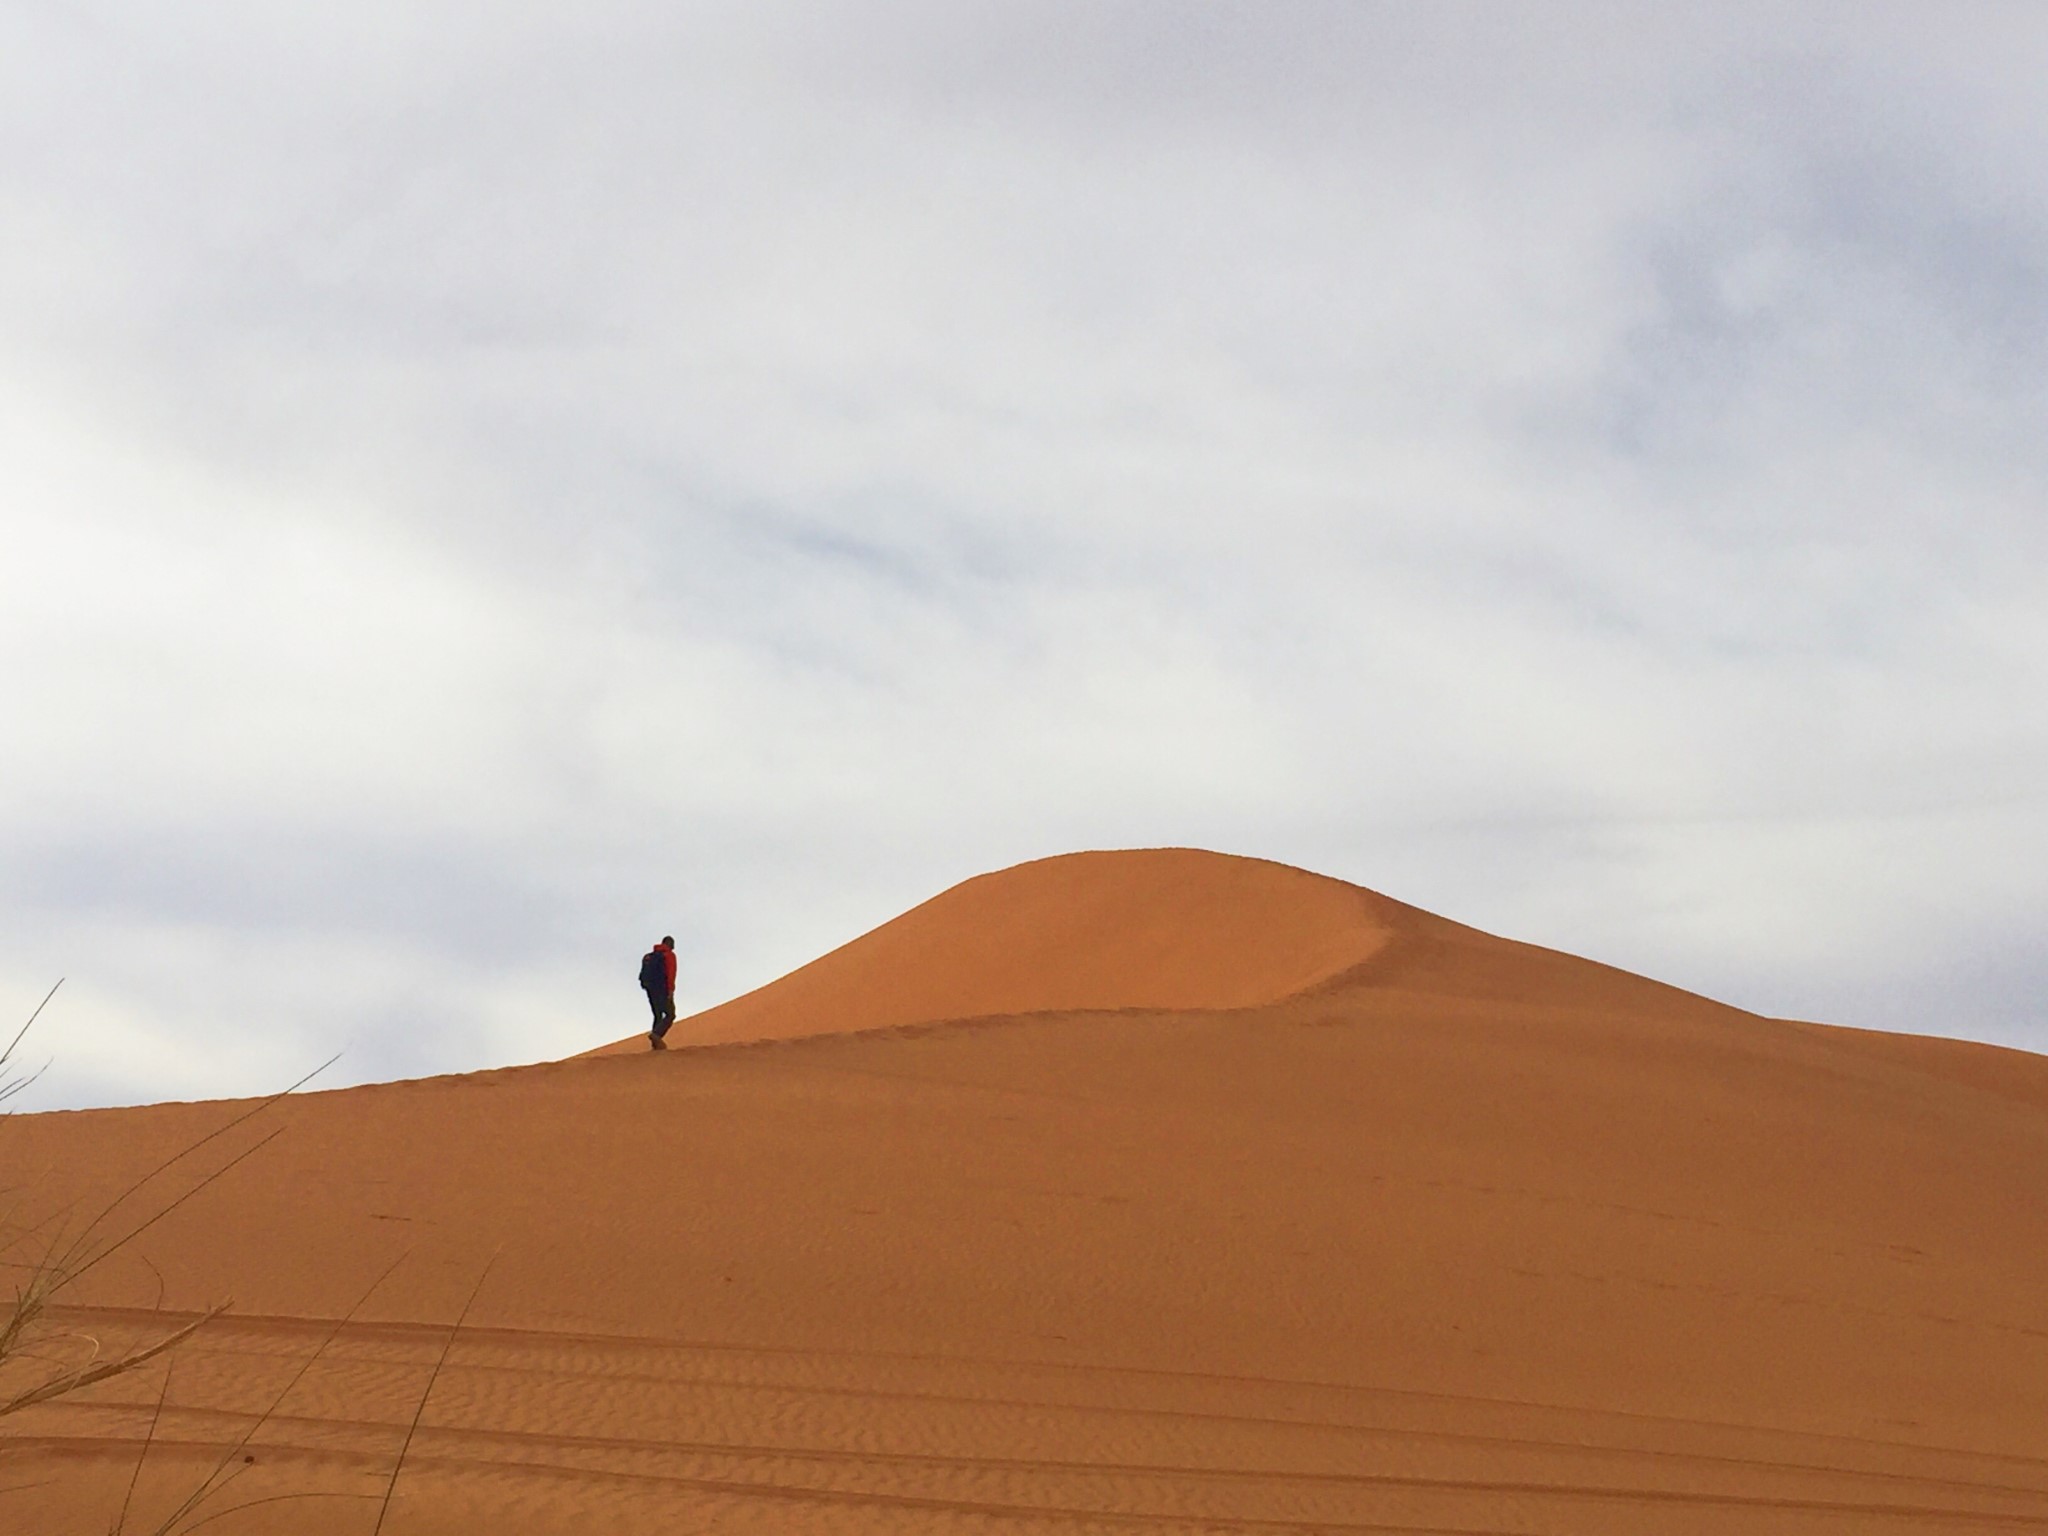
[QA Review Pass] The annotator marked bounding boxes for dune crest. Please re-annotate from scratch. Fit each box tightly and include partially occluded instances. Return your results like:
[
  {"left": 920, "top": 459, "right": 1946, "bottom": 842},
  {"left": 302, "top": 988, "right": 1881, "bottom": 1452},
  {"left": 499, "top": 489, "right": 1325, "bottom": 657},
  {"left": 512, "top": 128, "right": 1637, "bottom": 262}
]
[{"left": 606, "top": 847, "right": 1403, "bottom": 1051}]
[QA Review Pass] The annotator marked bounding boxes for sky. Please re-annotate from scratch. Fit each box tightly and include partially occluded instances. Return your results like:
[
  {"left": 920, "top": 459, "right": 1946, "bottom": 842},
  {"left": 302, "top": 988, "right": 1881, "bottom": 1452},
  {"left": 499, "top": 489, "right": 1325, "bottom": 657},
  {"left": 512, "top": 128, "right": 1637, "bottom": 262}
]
[{"left": 4, "top": 2, "right": 2044, "bottom": 1109}]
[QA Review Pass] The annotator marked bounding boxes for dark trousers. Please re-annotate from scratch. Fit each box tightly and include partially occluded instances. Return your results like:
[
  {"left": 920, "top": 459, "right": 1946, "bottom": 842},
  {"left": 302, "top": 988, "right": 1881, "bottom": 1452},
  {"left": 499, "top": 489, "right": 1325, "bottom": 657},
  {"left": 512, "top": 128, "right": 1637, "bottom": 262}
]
[{"left": 646, "top": 987, "right": 676, "bottom": 1038}]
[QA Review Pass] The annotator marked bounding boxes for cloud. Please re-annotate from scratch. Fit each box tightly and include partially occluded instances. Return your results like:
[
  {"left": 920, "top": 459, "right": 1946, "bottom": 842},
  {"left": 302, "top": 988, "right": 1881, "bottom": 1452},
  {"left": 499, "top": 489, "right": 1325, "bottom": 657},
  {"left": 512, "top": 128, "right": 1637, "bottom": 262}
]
[{"left": 3, "top": 3, "right": 2044, "bottom": 1105}]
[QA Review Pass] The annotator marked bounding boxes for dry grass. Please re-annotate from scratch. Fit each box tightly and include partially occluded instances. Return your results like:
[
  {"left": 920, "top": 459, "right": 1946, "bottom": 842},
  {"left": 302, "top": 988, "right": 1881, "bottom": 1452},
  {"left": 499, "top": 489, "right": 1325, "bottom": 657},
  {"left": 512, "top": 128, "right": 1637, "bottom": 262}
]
[
  {"left": 2, "top": 979, "right": 307, "bottom": 1421},
  {"left": 0, "top": 983, "right": 366, "bottom": 1532},
  {"left": 116, "top": 1253, "right": 413, "bottom": 1536}
]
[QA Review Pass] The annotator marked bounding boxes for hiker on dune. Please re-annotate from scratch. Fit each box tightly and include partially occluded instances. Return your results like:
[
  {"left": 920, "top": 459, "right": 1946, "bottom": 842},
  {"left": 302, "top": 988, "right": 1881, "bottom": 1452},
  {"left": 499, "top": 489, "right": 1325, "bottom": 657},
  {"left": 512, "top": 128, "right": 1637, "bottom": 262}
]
[{"left": 640, "top": 936, "right": 677, "bottom": 1049}]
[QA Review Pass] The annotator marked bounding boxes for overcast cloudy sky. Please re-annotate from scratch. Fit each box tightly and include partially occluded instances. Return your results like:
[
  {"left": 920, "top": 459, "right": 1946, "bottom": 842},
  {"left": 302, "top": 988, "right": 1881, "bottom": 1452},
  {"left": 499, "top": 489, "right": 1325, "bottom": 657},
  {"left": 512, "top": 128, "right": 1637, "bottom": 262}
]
[{"left": 4, "top": 2, "right": 2044, "bottom": 1108}]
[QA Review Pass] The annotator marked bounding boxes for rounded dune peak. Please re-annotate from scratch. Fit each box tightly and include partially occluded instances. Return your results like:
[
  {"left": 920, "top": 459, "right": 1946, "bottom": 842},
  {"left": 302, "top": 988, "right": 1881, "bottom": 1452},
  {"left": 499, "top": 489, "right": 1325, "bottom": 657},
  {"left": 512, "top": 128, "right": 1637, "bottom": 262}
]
[{"left": 638, "top": 847, "right": 1399, "bottom": 1050}]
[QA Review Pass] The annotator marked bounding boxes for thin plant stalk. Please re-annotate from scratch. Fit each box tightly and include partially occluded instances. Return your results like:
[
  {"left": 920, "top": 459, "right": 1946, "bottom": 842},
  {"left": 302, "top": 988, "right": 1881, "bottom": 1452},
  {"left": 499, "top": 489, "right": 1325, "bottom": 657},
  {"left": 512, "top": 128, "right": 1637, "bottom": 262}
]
[
  {"left": 134, "top": 1250, "right": 410, "bottom": 1536},
  {"left": 372, "top": 1250, "right": 499, "bottom": 1536}
]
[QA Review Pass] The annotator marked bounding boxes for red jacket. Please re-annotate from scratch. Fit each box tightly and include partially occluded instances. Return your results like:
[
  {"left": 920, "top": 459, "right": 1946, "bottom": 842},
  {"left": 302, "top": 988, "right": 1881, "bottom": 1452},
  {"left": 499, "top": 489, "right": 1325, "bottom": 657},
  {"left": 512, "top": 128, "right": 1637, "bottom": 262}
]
[{"left": 640, "top": 944, "right": 677, "bottom": 994}]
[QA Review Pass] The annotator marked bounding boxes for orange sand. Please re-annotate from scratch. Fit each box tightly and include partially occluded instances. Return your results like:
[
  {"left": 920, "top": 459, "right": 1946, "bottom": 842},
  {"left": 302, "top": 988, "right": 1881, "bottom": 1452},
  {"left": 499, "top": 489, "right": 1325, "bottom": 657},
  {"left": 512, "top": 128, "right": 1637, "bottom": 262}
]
[
  {"left": 588, "top": 848, "right": 1400, "bottom": 1052},
  {"left": 3, "top": 848, "right": 2044, "bottom": 1533}
]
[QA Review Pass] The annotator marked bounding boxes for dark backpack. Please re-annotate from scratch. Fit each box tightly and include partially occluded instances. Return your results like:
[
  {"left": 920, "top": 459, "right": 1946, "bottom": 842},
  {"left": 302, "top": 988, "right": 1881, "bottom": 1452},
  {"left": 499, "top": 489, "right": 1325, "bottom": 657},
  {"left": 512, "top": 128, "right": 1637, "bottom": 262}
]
[{"left": 638, "top": 950, "right": 666, "bottom": 991}]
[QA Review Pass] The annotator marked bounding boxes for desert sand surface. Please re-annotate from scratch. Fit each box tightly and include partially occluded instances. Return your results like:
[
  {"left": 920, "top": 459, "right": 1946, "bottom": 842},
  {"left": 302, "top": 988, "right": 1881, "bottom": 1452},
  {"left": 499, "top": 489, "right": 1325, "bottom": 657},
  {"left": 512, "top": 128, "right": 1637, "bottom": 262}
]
[
  {"left": 585, "top": 846, "right": 1402, "bottom": 1052},
  {"left": 3, "top": 847, "right": 2045, "bottom": 1533}
]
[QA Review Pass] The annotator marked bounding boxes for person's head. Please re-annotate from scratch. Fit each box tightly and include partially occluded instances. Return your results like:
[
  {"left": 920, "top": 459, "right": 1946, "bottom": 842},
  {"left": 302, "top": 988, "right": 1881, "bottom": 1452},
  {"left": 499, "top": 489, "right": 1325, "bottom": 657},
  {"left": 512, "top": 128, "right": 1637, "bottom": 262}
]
[{"left": 660, "top": 935, "right": 674, "bottom": 949}]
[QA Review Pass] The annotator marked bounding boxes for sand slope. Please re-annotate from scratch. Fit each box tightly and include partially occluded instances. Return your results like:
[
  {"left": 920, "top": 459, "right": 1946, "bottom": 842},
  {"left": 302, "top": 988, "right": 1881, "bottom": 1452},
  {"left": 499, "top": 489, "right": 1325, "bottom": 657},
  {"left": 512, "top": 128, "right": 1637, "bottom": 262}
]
[
  {"left": 593, "top": 848, "right": 1403, "bottom": 1051},
  {"left": 4, "top": 849, "right": 2045, "bottom": 1533}
]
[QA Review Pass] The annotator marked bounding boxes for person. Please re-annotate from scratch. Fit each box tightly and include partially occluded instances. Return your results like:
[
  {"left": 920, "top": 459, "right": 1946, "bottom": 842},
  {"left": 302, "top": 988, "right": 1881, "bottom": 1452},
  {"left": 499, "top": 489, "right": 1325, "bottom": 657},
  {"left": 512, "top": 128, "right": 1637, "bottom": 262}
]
[{"left": 639, "top": 935, "right": 677, "bottom": 1048}]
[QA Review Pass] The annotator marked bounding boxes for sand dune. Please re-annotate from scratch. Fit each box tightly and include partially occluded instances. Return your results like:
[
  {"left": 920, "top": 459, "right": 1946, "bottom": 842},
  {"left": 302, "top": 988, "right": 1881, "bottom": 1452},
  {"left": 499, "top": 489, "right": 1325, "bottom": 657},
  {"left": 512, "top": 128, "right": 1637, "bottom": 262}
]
[
  {"left": 592, "top": 848, "right": 1405, "bottom": 1052},
  {"left": 4, "top": 848, "right": 2045, "bottom": 1533}
]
